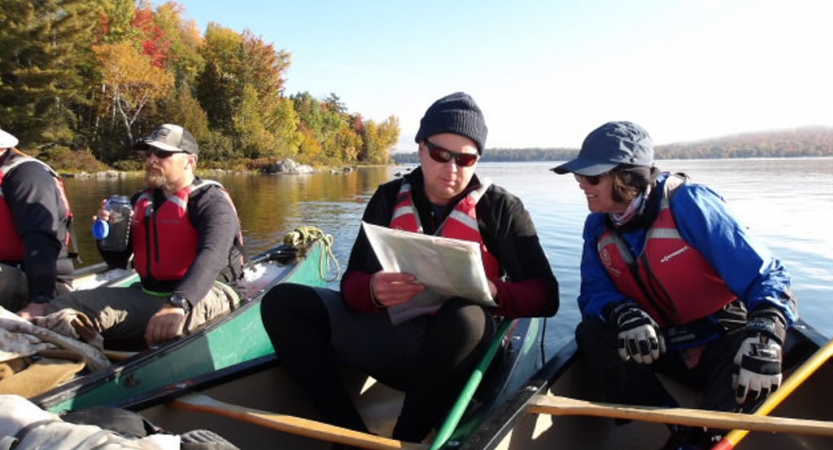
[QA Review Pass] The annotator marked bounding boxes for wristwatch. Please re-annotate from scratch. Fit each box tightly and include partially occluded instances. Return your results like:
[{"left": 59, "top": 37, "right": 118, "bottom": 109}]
[{"left": 168, "top": 293, "right": 192, "bottom": 314}]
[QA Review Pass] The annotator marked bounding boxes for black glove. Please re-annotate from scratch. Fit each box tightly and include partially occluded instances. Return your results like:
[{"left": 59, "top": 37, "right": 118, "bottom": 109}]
[
  {"left": 733, "top": 308, "right": 787, "bottom": 404},
  {"left": 609, "top": 302, "right": 666, "bottom": 364}
]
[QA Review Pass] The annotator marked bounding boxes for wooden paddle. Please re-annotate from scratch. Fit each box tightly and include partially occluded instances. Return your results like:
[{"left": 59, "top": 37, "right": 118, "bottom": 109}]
[
  {"left": 171, "top": 393, "right": 427, "bottom": 450},
  {"left": 710, "top": 336, "right": 833, "bottom": 449},
  {"left": 528, "top": 394, "right": 833, "bottom": 437}
]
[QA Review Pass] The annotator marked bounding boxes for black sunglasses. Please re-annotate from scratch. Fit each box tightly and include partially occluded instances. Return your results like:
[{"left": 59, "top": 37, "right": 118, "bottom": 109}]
[
  {"left": 423, "top": 139, "right": 479, "bottom": 167},
  {"left": 145, "top": 148, "right": 187, "bottom": 159},
  {"left": 574, "top": 173, "right": 607, "bottom": 186}
]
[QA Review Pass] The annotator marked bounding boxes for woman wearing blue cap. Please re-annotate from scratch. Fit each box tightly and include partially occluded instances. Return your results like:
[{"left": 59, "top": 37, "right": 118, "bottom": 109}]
[
  {"left": 260, "top": 92, "right": 559, "bottom": 446},
  {"left": 551, "top": 121, "right": 798, "bottom": 450}
]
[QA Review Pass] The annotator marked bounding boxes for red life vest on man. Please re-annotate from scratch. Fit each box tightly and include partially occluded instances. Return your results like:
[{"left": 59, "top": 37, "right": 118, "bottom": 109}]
[
  {"left": 131, "top": 179, "right": 232, "bottom": 283},
  {"left": 0, "top": 149, "right": 74, "bottom": 262},
  {"left": 597, "top": 176, "right": 737, "bottom": 326},
  {"left": 389, "top": 178, "right": 500, "bottom": 281}
]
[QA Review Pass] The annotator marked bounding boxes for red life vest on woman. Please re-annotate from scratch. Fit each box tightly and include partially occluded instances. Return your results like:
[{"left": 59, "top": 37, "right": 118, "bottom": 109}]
[
  {"left": 131, "top": 179, "right": 227, "bottom": 283},
  {"left": 597, "top": 176, "right": 737, "bottom": 326},
  {"left": 0, "top": 150, "right": 73, "bottom": 262},
  {"left": 389, "top": 179, "right": 500, "bottom": 281}
]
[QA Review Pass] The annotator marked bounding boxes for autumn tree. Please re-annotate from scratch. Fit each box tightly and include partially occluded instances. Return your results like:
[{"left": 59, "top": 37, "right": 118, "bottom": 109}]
[
  {"left": 92, "top": 41, "right": 174, "bottom": 160},
  {"left": 0, "top": 0, "right": 102, "bottom": 149},
  {"left": 360, "top": 116, "right": 400, "bottom": 164}
]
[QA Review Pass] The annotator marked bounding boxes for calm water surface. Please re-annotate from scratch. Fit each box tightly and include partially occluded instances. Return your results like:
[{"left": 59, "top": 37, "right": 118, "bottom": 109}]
[{"left": 62, "top": 158, "right": 833, "bottom": 356}]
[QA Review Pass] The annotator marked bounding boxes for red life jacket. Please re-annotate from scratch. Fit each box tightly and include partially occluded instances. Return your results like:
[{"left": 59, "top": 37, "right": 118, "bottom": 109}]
[
  {"left": 389, "top": 179, "right": 500, "bottom": 281},
  {"left": 597, "top": 176, "right": 737, "bottom": 326},
  {"left": 132, "top": 179, "right": 235, "bottom": 283},
  {"left": 0, "top": 149, "right": 74, "bottom": 262}
]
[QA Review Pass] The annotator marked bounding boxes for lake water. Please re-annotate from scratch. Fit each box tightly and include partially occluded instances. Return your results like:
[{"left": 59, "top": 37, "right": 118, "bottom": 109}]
[{"left": 62, "top": 158, "right": 833, "bottom": 356}]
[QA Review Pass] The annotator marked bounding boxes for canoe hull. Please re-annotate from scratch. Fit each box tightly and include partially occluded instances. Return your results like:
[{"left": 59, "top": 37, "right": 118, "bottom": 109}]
[
  {"left": 462, "top": 319, "right": 833, "bottom": 450},
  {"left": 119, "top": 316, "right": 548, "bottom": 449}
]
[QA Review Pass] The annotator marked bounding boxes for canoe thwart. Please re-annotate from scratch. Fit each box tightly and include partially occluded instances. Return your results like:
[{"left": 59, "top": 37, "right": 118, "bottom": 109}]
[
  {"left": 528, "top": 394, "right": 833, "bottom": 437},
  {"left": 170, "top": 393, "right": 428, "bottom": 450}
]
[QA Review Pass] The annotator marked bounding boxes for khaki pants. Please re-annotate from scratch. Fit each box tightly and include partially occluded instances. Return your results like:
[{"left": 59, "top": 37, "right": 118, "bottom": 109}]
[
  {"left": 0, "top": 263, "right": 28, "bottom": 312},
  {"left": 46, "top": 282, "right": 239, "bottom": 344}
]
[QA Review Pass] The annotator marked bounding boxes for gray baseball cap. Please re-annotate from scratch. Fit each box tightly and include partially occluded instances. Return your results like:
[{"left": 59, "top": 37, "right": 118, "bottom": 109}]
[
  {"left": 552, "top": 121, "right": 654, "bottom": 176},
  {"left": 134, "top": 124, "right": 198, "bottom": 155},
  {"left": 0, "top": 128, "right": 19, "bottom": 149}
]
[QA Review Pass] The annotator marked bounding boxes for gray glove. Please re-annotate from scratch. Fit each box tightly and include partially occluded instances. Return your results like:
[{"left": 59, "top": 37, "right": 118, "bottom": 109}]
[
  {"left": 733, "top": 309, "right": 787, "bottom": 404},
  {"left": 610, "top": 302, "right": 666, "bottom": 364}
]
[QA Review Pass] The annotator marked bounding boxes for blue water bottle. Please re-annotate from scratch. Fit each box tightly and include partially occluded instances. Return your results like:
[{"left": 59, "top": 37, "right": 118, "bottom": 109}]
[{"left": 93, "top": 195, "right": 133, "bottom": 252}]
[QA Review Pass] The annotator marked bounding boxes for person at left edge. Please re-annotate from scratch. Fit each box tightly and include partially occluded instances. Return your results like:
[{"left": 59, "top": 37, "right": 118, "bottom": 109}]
[
  {"left": 42, "top": 124, "right": 245, "bottom": 348},
  {"left": 260, "top": 92, "right": 560, "bottom": 443},
  {"left": 1, "top": 127, "right": 76, "bottom": 320}
]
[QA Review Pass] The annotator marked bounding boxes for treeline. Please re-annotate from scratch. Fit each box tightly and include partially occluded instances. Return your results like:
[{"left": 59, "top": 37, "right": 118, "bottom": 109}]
[
  {"left": 0, "top": 0, "right": 399, "bottom": 172},
  {"left": 392, "top": 126, "right": 833, "bottom": 164}
]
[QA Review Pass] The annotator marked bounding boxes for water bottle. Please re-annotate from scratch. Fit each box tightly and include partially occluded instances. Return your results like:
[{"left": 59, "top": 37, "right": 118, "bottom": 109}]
[{"left": 93, "top": 195, "right": 133, "bottom": 252}]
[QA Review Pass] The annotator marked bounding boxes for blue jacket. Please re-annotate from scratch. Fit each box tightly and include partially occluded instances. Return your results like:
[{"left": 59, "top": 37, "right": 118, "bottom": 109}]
[{"left": 578, "top": 173, "right": 797, "bottom": 326}]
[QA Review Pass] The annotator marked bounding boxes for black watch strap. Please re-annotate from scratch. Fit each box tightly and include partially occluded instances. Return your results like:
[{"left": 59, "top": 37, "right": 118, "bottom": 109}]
[{"left": 168, "top": 294, "right": 192, "bottom": 314}]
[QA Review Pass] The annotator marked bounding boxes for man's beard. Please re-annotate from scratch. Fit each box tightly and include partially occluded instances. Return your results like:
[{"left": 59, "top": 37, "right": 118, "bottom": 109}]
[{"left": 145, "top": 171, "right": 167, "bottom": 189}]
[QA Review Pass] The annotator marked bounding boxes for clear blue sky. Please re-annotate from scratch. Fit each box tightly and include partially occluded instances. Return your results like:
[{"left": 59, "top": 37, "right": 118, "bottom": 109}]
[{"left": 172, "top": 0, "right": 832, "bottom": 151}]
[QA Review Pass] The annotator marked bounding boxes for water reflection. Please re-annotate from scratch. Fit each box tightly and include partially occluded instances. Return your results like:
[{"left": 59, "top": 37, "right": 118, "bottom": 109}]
[{"left": 62, "top": 167, "right": 397, "bottom": 269}]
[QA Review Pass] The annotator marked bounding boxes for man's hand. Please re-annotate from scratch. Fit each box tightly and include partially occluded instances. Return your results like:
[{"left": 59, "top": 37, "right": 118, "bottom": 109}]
[
  {"left": 610, "top": 302, "right": 666, "bottom": 364},
  {"left": 733, "top": 310, "right": 787, "bottom": 404},
  {"left": 369, "top": 272, "right": 425, "bottom": 307},
  {"left": 145, "top": 305, "right": 187, "bottom": 346}
]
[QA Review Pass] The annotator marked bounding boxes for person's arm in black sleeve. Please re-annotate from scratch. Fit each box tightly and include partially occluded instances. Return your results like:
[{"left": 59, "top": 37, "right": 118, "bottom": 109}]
[
  {"left": 175, "top": 186, "right": 240, "bottom": 305},
  {"left": 479, "top": 185, "right": 560, "bottom": 318},
  {"left": 5, "top": 162, "right": 65, "bottom": 300}
]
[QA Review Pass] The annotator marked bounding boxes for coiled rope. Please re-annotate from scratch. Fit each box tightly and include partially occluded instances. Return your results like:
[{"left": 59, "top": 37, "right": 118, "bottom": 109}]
[{"left": 282, "top": 226, "right": 340, "bottom": 282}]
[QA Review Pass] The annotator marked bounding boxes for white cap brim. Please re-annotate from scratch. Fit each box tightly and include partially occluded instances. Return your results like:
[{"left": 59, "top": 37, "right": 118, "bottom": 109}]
[{"left": 0, "top": 129, "right": 19, "bottom": 149}]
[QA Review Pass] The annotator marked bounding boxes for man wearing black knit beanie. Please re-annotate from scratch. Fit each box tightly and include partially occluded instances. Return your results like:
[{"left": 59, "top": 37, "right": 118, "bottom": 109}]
[{"left": 260, "top": 91, "right": 559, "bottom": 445}]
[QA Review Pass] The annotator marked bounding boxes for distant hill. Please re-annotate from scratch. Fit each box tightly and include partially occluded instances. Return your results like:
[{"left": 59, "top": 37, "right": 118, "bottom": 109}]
[{"left": 391, "top": 126, "right": 833, "bottom": 164}]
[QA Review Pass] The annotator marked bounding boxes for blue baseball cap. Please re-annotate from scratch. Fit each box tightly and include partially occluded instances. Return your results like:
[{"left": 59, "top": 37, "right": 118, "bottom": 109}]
[{"left": 551, "top": 121, "right": 654, "bottom": 176}]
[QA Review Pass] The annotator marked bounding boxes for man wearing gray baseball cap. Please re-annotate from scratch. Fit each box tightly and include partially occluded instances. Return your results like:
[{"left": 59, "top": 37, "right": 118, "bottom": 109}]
[
  {"left": 552, "top": 121, "right": 797, "bottom": 449},
  {"left": 45, "top": 124, "right": 246, "bottom": 349}
]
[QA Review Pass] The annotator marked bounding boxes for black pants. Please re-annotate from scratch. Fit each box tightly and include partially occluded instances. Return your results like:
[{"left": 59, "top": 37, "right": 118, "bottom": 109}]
[
  {"left": 575, "top": 318, "right": 764, "bottom": 447},
  {"left": 260, "top": 283, "right": 495, "bottom": 442}
]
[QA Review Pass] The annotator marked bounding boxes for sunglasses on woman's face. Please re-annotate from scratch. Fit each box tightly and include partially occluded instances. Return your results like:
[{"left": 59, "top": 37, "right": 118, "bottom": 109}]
[
  {"left": 574, "top": 173, "right": 606, "bottom": 185},
  {"left": 424, "top": 139, "right": 479, "bottom": 167}
]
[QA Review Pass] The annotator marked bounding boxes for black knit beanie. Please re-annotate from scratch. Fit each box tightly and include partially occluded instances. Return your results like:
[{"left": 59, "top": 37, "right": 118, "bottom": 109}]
[{"left": 414, "top": 92, "right": 488, "bottom": 154}]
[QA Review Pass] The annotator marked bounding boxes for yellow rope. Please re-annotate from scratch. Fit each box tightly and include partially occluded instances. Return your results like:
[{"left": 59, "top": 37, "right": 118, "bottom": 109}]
[{"left": 283, "top": 226, "right": 340, "bottom": 282}]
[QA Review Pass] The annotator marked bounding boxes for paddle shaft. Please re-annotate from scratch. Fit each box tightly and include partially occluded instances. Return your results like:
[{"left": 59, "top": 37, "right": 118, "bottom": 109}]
[
  {"left": 529, "top": 394, "right": 833, "bottom": 438},
  {"left": 428, "top": 319, "right": 515, "bottom": 450},
  {"left": 711, "top": 336, "right": 833, "bottom": 450},
  {"left": 171, "top": 393, "right": 427, "bottom": 450}
]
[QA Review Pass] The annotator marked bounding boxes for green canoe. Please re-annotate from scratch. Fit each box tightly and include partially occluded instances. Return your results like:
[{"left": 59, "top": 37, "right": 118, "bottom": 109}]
[{"left": 32, "top": 233, "right": 334, "bottom": 415}]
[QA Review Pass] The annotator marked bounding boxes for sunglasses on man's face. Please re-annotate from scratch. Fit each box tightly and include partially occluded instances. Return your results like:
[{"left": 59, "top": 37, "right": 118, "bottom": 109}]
[
  {"left": 574, "top": 173, "right": 607, "bottom": 186},
  {"left": 145, "top": 148, "right": 187, "bottom": 159},
  {"left": 424, "top": 139, "right": 479, "bottom": 167}
]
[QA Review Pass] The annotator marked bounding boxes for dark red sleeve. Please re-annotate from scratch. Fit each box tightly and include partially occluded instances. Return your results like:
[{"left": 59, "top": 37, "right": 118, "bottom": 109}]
[{"left": 340, "top": 269, "right": 386, "bottom": 313}]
